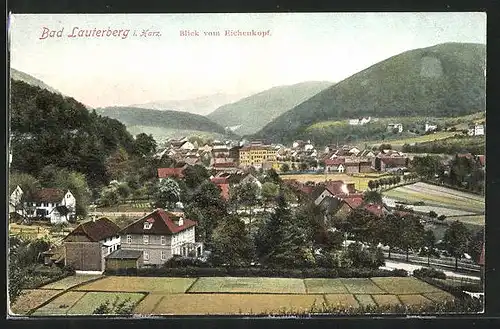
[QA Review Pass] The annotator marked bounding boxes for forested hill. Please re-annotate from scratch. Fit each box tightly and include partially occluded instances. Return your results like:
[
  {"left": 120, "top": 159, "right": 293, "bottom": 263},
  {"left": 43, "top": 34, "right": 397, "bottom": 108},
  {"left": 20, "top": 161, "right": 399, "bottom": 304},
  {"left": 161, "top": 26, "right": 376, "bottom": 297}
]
[
  {"left": 254, "top": 43, "right": 486, "bottom": 142},
  {"left": 207, "top": 81, "right": 333, "bottom": 136},
  {"left": 96, "top": 107, "right": 230, "bottom": 135},
  {"left": 10, "top": 80, "right": 137, "bottom": 187}
]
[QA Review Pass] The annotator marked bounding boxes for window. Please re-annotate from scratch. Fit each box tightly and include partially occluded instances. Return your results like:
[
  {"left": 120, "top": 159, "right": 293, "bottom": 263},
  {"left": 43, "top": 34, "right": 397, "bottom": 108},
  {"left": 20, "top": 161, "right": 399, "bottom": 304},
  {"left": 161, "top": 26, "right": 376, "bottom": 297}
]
[
  {"left": 161, "top": 250, "right": 166, "bottom": 260},
  {"left": 143, "top": 222, "right": 152, "bottom": 230},
  {"left": 127, "top": 235, "right": 132, "bottom": 244},
  {"left": 108, "top": 247, "right": 112, "bottom": 254},
  {"left": 144, "top": 250, "right": 149, "bottom": 261},
  {"left": 143, "top": 235, "right": 149, "bottom": 244},
  {"left": 67, "top": 194, "right": 70, "bottom": 198},
  {"left": 161, "top": 236, "right": 166, "bottom": 245}
]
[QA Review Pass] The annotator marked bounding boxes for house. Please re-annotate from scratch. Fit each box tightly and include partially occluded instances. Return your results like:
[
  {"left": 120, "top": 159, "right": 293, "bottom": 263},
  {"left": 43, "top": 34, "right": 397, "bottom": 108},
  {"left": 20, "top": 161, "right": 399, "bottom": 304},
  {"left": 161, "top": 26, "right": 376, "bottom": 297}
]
[
  {"left": 313, "top": 181, "right": 353, "bottom": 205},
  {"left": 239, "top": 144, "right": 277, "bottom": 169},
  {"left": 210, "top": 176, "right": 230, "bottom": 201},
  {"left": 119, "top": 208, "right": 203, "bottom": 266},
  {"left": 348, "top": 147, "right": 361, "bottom": 156},
  {"left": 9, "top": 185, "right": 24, "bottom": 215},
  {"left": 359, "top": 161, "right": 373, "bottom": 173},
  {"left": 105, "top": 249, "right": 144, "bottom": 271},
  {"left": 363, "top": 203, "right": 390, "bottom": 217},
  {"left": 425, "top": 123, "right": 437, "bottom": 132},
  {"left": 240, "top": 174, "right": 262, "bottom": 189},
  {"left": 64, "top": 218, "right": 121, "bottom": 272},
  {"left": 324, "top": 158, "right": 345, "bottom": 173},
  {"left": 344, "top": 161, "right": 360, "bottom": 174},
  {"left": 360, "top": 117, "right": 371, "bottom": 125},
  {"left": 23, "top": 188, "right": 76, "bottom": 224},
  {"left": 375, "top": 156, "right": 409, "bottom": 172},
  {"left": 468, "top": 123, "right": 485, "bottom": 136},
  {"left": 42, "top": 245, "right": 65, "bottom": 267},
  {"left": 157, "top": 167, "right": 185, "bottom": 180},
  {"left": 349, "top": 119, "right": 361, "bottom": 125},
  {"left": 387, "top": 123, "right": 403, "bottom": 133}
]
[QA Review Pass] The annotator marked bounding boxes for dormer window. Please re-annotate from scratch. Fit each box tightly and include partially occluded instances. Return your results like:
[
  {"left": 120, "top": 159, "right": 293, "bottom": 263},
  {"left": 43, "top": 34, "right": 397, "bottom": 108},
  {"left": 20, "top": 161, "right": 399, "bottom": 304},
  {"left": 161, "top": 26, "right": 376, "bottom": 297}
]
[
  {"left": 178, "top": 217, "right": 184, "bottom": 226},
  {"left": 144, "top": 222, "right": 152, "bottom": 230}
]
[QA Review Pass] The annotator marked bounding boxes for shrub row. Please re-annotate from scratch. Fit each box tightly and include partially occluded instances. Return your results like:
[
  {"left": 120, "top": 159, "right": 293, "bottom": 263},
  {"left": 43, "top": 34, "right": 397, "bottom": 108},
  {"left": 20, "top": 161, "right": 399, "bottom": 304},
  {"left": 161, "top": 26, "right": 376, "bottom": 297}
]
[
  {"left": 413, "top": 267, "right": 447, "bottom": 280},
  {"left": 105, "top": 266, "right": 408, "bottom": 278},
  {"left": 417, "top": 276, "right": 483, "bottom": 299}
]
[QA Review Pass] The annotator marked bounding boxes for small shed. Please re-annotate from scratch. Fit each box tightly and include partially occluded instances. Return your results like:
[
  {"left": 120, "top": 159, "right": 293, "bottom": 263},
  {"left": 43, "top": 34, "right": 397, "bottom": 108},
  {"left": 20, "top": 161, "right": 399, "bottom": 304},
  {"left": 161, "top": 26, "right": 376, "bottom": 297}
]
[{"left": 105, "top": 249, "right": 144, "bottom": 270}]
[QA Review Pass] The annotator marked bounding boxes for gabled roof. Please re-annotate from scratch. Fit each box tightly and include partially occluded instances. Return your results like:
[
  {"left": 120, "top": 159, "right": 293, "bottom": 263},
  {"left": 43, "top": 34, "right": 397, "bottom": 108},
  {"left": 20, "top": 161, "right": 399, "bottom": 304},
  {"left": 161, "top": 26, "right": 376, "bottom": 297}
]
[
  {"left": 364, "top": 203, "right": 386, "bottom": 217},
  {"left": 120, "top": 209, "right": 196, "bottom": 235},
  {"left": 105, "top": 249, "right": 143, "bottom": 260},
  {"left": 29, "top": 188, "right": 67, "bottom": 203},
  {"left": 64, "top": 218, "right": 120, "bottom": 242},
  {"left": 325, "top": 158, "right": 345, "bottom": 166},
  {"left": 211, "top": 177, "right": 229, "bottom": 184},
  {"left": 477, "top": 155, "right": 485, "bottom": 166},
  {"left": 157, "top": 167, "right": 185, "bottom": 179},
  {"left": 342, "top": 196, "right": 364, "bottom": 209}
]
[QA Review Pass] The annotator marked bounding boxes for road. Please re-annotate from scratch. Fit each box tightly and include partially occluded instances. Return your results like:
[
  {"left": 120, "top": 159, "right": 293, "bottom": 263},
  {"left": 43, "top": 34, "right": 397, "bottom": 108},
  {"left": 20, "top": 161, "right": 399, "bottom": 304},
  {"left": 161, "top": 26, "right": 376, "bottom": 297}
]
[
  {"left": 381, "top": 260, "right": 481, "bottom": 281},
  {"left": 383, "top": 252, "right": 480, "bottom": 273}
]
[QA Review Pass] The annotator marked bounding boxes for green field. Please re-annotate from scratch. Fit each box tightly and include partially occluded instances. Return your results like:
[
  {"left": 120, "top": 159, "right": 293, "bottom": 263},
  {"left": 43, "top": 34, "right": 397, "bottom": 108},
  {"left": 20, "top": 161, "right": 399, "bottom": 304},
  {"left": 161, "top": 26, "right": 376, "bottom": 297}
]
[
  {"left": 383, "top": 182, "right": 485, "bottom": 216},
  {"left": 188, "top": 277, "right": 307, "bottom": 294},
  {"left": 20, "top": 276, "right": 456, "bottom": 316},
  {"left": 366, "top": 131, "right": 456, "bottom": 147},
  {"left": 279, "top": 173, "right": 376, "bottom": 191},
  {"left": 41, "top": 275, "right": 102, "bottom": 290}
]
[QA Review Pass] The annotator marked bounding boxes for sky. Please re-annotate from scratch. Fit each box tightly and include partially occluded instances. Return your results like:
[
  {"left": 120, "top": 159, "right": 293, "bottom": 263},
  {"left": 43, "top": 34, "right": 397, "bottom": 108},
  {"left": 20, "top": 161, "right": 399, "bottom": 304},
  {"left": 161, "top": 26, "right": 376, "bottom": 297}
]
[{"left": 9, "top": 13, "right": 486, "bottom": 108}]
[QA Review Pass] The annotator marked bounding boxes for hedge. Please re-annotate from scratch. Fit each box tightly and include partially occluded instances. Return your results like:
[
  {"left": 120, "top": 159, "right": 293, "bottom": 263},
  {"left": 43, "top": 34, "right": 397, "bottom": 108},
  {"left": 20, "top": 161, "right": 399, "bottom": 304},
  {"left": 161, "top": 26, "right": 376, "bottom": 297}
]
[
  {"left": 104, "top": 266, "right": 408, "bottom": 278},
  {"left": 417, "top": 276, "right": 483, "bottom": 299},
  {"left": 413, "top": 267, "right": 447, "bottom": 280}
]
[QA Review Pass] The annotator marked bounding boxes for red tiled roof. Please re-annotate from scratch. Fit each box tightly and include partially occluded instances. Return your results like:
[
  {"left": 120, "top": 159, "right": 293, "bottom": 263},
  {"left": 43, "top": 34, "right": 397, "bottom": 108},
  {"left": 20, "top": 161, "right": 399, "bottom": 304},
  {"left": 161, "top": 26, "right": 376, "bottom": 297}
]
[
  {"left": 65, "top": 218, "right": 120, "bottom": 242},
  {"left": 211, "top": 177, "right": 229, "bottom": 184},
  {"left": 120, "top": 209, "right": 196, "bottom": 235},
  {"left": 479, "top": 245, "right": 485, "bottom": 266},
  {"left": 342, "top": 196, "right": 364, "bottom": 209},
  {"left": 30, "top": 188, "right": 66, "bottom": 203},
  {"left": 477, "top": 155, "right": 485, "bottom": 166},
  {"left": 213, "top": 162, "right": 237, "bottom": 168},
  {"left": 325, "top": 158, "right": 345, "bottom": 166},
  {"left": 157, "top": 168, "right": 185, "bottom": 178},
  {"left": 364, "top": 203, "right": 385, "bottom": 217}
]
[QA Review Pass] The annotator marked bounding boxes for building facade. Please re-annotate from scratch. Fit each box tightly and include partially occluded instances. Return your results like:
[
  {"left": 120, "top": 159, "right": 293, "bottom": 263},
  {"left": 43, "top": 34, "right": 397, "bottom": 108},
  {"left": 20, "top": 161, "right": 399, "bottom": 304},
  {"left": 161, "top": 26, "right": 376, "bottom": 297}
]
[
  {"left": 119, "top": 209, "right": 203, "bottom": 266},
  {"left": 239, "top": 144, "right": 277, "bottom": 169}
]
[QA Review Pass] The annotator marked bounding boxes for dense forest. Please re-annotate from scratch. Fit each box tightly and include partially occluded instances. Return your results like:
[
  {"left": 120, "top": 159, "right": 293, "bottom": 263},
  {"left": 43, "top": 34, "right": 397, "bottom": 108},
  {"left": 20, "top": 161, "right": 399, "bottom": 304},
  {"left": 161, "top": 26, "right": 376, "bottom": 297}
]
[
  {"left": 96, "top": 106, "right": 232, "bottom": 136},
  {"left": 255, "top": 43, "right": 486, "bottom": 142},
  {"left": 10, "top": 80, "right": 138, "bottom": 187}
]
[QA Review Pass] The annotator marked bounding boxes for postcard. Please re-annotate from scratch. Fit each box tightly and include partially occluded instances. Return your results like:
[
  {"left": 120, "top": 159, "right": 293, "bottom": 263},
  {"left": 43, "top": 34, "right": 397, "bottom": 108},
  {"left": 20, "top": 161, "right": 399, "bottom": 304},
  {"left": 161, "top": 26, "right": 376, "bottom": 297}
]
[{"left": 7, "top": 12, "right": 485, "bottom": 317}]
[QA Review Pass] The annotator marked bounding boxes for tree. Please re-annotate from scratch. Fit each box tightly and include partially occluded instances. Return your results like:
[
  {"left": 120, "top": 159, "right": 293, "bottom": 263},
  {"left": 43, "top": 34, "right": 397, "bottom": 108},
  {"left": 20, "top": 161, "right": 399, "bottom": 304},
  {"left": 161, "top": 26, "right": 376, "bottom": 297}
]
[
  {"left": 153, "top": 178, "right": 181, "bottom": 209},
  {"left": 428, "top": 211, "right": 438, "bottom": 218},
  {"left": 345, "top": 209, "right": 378, "bottom": 244},
  {"left": 255, "top": 194, "right": 314, "bottom": 268},
  {"left": 423, "top": 230, "right": 437, "bottom": 266},
  {"left": 261, "top": 182, "right": 279, "bottom": 210},
  {"left": 231, "top": 182, "right": 260, "bottom": 229},
  {"left": 53, "top": 170, "right": 92, "bottom": 217},
  {"left": 378, "top": 144, "right": 392, "bottom": 151},
  {"left": 363, "top": 190, "right": 383, "bottom": 205},
  {"left": 443, "top": 221, "right": 471, "bottom": 271},
  {"left": 183, "top": 165, "right": 210, "bottom": 191},
  {"left": 281, "top": 163, "right": 290, "bottom": 173},
  {"left": 9, "top": 172, "right": 41, "bottom": 201},
  {"left": 400, "top": 215, "right": 425, "bottom": 262},
  {"left": 134, "top": 133, "right": 157, "bottom": 157},
  {"left": 263, "top": 169, "right": 282, "bottom": 185},
  {"left": 437, "top": 215, "right": 446, "bottom": 221},
  {"left": 376, "top": 214, "right": 403, "bottom": 259},
  {"left": 210, "top": 215, "right": 255, "bottom": 266},
  {"left": 299, "top": 162, "right": 308, "bottom": 171},
  {"left": 367, "top": 180, "right": 375, "bottom": 190},
  {"left": 411, "top": 156, "right": 444, "bottom": 180}
]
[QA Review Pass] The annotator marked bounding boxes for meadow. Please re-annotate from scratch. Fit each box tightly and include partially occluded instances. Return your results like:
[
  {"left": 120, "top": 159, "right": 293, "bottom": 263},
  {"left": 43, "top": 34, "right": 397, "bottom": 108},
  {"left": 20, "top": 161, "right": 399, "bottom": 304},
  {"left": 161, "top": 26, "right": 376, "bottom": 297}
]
[
  {"left": 13, "top": 275, "right": 455, "bottom": 316},
  {"left": 279, "top": 173, "right": 386, "bottom": 191}
]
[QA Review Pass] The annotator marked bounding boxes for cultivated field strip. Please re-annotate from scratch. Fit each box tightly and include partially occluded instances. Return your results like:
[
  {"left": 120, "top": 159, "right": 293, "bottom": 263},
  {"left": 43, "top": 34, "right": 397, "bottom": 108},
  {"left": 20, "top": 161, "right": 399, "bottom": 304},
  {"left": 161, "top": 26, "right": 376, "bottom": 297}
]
[
  {"left": 21, "top": 276, "right": 457, "bottom": 316},
  {"left": 407, "top": 183, "right": 484, "bottom": 203}
]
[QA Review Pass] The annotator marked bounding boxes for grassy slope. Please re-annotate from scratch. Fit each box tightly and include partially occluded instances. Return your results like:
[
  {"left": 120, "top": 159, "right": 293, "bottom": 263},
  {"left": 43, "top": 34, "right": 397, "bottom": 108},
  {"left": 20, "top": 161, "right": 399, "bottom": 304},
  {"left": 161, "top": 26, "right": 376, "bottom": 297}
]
[
  {"left": 95, "top": 106, "right": 232, "bottom": 136},
  {"left": 10, "top": 68, "right": 61, "bottom": 94},
  {"left": 207, "top": 81, "right": 333, "bottom": 136},
  {"left": 255, "top": 43, "right": 486, "bottom": 142}
]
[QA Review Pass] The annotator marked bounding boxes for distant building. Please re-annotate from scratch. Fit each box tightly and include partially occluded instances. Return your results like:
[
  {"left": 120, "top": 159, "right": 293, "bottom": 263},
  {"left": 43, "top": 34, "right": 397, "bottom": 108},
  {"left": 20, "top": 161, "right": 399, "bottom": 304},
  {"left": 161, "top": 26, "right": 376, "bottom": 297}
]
[
  {"left": 348, "top": 117, "right": 371, "bottom": 126},
  {"left": 23, "top": 188, "right": 76, "bottom": 224},
  {"left": 425, "top": 123, "right": 437, "bottom": 132},
  {"left": 157, "top": 167, "right": 185, "bottom": 181},
  {"left": 468, "top": 123, "right": 485, "bottom": 136},
  {"left": 387, "top": 123, "right": 403, "bottom": 133},
  {"left": 239, "top": 143, "right": 277, "bottom": 169}
]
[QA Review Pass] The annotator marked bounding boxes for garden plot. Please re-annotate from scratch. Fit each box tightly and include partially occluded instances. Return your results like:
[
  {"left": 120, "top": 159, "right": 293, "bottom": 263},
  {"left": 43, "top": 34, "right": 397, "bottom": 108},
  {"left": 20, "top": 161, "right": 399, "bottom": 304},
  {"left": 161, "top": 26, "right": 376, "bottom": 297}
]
[
  {"left": 340, "top": 278, "right": 385, "bottom": 294},
  {"left": 149, "top": 294, "right": 324, "bottom": 315},
  {"left": 75, "top": 276, "right": 196, "bottom": 294},
  {"left": 188, "top": 277, "right": 307, "bottom": 294},
  {"left": 371, "top": 277, "right": 441, "bottom": 295},
  {"left": 371, "top": 294, "right": 402, "bottom": 307},
  {"left": 41, "top": 275, "right": 102, "bottom": 290},
  {"left": 304, "top": 278, "right": 348, "bottom": 294},
  {"left": 423, "top": 291, "right": 455, "bottom": 303},
  {"left": 66, "top": 292, "right": 145, "bottom": 315},
  {"left": 323, "top": 294, "right": 360, "bottom": 309},
  {"left": 32, "top": 291, "right": 87, "bottom": 316},
  {"left": 398, "top": 294, "right": 432, "bottom": 307},
  {"left": 354, "top": 294, "right": 377, "bottom": 307},
  {"left": 9, "top": 289, "right": 61, "bottom": 315}
]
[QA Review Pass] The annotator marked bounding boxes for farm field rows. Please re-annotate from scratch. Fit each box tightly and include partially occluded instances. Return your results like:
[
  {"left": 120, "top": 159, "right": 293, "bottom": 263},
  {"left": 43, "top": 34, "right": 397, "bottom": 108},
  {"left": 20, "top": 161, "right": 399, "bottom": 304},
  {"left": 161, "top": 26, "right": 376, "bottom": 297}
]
[
  {"left": 41, "top": 275, "right": 103, "bottom": 290},
  {"left": 16, "top": 275, "right": 455, "bottom": 316},
  {"left": 279, "top": 173, "right": 376, "bottom": 191},
  {"left": 383, "top": 182, "right": 485, "bottom": 216}
]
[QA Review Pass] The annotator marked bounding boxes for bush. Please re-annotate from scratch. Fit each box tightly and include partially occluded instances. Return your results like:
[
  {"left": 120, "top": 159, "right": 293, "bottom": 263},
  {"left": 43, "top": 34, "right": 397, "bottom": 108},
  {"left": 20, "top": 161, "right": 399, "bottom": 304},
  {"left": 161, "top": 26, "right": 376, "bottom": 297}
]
[
  {"left": 428, "top": 211, "right": 438, "bottom": 218},
  {"left": 344, "top": 243, "right": 384, "bottom": 269},
  {"left": 391, "top": 269, "right": 409, "bottom": 277},
  {"left": 104, "top": 266, "right": 405, "bottom": 279},
  {"left": 437, "top": 215, "right": 447, "bottom": 221},
  {"left": 413, "top": 267, "right": 447, "bottom": 279}
]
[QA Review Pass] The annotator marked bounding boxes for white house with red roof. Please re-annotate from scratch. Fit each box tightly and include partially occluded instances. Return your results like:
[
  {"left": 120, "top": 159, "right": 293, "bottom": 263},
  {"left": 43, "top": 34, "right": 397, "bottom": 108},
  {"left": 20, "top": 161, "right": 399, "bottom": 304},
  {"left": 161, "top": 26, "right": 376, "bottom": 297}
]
[
  {"left": 119, "top": 208, "right": 203, "bottom": 266},
  {"left": 23, "top": 188, "right": 76, "bottom": 224}
]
